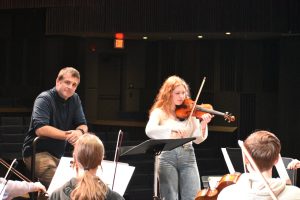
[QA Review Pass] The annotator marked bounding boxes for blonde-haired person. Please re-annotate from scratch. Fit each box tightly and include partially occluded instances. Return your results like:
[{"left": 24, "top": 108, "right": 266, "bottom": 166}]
[
  {"left": 218, "top": 130, "right": 300, "bottom": 200},
  {"left": 49, "top": 133, "right": 124, "bottom": 200},
  {"left": 287, "top": 159, "right": 300, "bottom": 170},
  {"left": 145, "top": 75, "right": 213, "bottom": 200}
]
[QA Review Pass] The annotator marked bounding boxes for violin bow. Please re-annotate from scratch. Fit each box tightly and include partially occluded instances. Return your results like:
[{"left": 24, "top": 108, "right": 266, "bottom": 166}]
[
  {"left": 0, "top": 159, "right": 19, "bottom": 196},
  {"left": 112, "top": 130, "right": 124, "bottom": 190},
  {"left": 0, "top": 159, "right": 17, "bottom": 197},
  {"left": 0, "top": 158, "right": 48, "bottom": 197},
  {"left": 238, "top": 140, "right": 278, "bottom": 200},
  {"left": 186, "top": 77, "right": 206, "bottom": 124},
  {"left": 0, "top": 158, "right": 31, "bottom": 182},
  {"left": 3, "top": 159, "right": 17, "bottom": 180}
]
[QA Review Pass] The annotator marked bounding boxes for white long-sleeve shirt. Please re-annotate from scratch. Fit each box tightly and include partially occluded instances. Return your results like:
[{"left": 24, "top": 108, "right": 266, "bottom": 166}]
[
  {"left": 0, "top": 178, "right": 41, "bottom": 200},
  {"left": 145, "top": 108, "right": 208, "bottom": 144}
]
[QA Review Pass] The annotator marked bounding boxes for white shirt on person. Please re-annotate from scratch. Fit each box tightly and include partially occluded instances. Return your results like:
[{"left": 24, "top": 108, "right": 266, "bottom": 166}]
[
  {"left": 218, "top": 173, "right": 300, "bottom": 200},
  {"left": 145, "top": 108, "right": 208, "bottom": 144}
]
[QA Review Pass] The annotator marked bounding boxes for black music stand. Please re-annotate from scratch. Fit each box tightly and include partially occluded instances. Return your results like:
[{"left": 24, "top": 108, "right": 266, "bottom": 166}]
[{"left": 120, "top": 137, "right": 196, "bottom": 200}]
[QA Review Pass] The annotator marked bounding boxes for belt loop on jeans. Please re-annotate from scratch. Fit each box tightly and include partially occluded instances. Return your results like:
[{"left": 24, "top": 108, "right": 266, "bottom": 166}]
[{"left": 182, "top": 143, "right": 191, "bottom": 149}]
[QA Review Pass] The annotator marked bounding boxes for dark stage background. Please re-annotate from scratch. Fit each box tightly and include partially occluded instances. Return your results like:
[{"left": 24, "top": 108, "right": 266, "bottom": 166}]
[{"left": 0, "top": 1, "right": 299, "bottom": 199}]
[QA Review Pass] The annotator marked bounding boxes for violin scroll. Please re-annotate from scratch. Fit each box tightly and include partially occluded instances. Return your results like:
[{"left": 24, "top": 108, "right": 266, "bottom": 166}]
[{"left": 224, "top": 112, "right": 235, "bottom": 123}]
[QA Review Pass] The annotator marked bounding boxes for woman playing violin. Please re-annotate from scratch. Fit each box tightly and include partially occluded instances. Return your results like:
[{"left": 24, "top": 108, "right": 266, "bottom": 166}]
[
  {"left": 218, "top": 130, "right": 300, "bottom": 200},
  {"left": 145, "top": 75, "right": 213, "bottom": 200}
]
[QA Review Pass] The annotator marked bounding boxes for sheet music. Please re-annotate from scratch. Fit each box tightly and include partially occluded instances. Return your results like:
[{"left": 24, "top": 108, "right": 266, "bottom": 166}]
[
  {"left": 47, "top": 157, "right": 135, "bottom": 196},
  {"left": 275, "top": 154, "right": 290, "bottom": 183},
  {"left": 221, "top": 148, "right": 236, "bottom": 174}
]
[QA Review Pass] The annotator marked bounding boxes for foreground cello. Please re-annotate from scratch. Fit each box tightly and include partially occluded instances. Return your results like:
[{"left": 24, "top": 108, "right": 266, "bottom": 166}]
[{"left": 194, "top": 173, "right": 241, "bottom": 200}]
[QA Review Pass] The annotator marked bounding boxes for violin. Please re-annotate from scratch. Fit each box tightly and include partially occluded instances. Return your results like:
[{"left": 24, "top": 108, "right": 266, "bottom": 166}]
[
  {"left": 195, "top": 173, "right": 241, "bottom": 200},
  {"left": 175, "top": 98, "right": 235, "bottom": 123}
]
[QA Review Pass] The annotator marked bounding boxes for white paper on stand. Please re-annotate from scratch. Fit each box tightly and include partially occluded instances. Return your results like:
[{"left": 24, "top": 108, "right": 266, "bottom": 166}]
[
  {"left": 221, "top": 148, "right": 236, "bottom": 174},
  {"left": 47, "top": 157, "right": 135, "bottom": 196},
  {"left": 275, "top": 154, "right": 291, "bottom": 184}
]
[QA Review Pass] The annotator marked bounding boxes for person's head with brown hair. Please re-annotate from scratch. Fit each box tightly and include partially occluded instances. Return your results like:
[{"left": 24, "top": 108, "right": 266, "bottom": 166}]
[
  {"left": 56, "top": 67, "right": 81, "bottom": 100},
  {"left": 57, "top": 67, "right": 80, "bottom": 81},
  {"left": 149, "top": 75, "right": 190, "bottom": 117},
  {"left": 71, "top": 133, "right": 108, "bottom": 200},
  {"left": 244, "top": 130, "right": 281, "bottom": 172}
]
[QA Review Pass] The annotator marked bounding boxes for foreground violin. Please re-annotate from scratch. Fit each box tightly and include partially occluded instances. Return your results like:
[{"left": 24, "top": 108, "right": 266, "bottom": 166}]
[
  {"left": 195, "top": 173, "right": 241, "bottom": 200},
  {"left": 175, "top": 98, "right": 235, "bottom": 123}
]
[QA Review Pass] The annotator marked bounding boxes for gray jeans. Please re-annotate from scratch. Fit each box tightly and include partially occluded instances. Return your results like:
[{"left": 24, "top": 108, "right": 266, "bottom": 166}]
[
  {"left": 158, "top": 144, "right": 200, "bottom": 200},
  {"left": 23, "top": 152, "right": 60, "bottom": 188}
]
